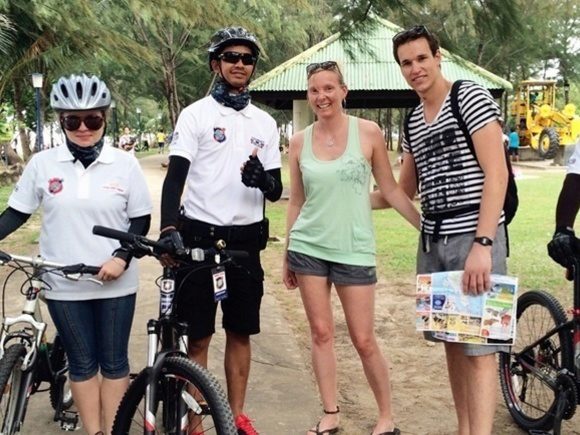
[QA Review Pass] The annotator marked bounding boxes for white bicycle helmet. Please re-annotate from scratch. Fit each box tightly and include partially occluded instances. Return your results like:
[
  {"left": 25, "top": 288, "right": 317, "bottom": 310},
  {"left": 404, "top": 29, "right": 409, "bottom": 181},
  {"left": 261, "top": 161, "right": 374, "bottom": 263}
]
[{"left": 50, "top": 74, "right": 111, "bottom": 111}]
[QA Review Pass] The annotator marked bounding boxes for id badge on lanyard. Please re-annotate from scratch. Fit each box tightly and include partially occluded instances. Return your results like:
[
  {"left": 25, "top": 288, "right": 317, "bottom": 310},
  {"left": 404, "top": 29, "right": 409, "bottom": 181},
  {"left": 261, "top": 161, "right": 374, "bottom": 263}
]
[{"left": 212, "top": 265, "right": 228, "bottom": 301}]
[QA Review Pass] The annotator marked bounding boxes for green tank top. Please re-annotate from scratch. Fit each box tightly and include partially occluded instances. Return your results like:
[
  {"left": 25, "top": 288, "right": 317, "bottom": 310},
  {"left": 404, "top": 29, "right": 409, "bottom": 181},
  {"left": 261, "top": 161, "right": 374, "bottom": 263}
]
[{"left": 288, "top": 116, "right": 375, "bottom": 266}]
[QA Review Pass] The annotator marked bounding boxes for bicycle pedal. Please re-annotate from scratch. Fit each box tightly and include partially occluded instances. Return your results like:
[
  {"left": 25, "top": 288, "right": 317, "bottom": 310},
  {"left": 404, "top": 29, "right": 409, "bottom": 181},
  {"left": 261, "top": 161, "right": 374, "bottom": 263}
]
[{"left": 59, "top": 410, "right": 79, "bottom": 431}]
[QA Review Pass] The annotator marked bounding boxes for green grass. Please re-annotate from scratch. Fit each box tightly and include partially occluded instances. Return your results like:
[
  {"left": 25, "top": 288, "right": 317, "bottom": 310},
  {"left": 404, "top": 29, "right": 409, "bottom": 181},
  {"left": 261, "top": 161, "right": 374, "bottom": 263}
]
[{"left": 266, "top": 165, "right": 575, "bottom": 306}]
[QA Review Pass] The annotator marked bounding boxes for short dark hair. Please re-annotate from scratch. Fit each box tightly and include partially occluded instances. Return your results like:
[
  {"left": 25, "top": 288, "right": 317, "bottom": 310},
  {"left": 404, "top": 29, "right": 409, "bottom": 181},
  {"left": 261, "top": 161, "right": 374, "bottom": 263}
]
[{"left": 392, "top": 25, "right": 440, "bottom": 65}]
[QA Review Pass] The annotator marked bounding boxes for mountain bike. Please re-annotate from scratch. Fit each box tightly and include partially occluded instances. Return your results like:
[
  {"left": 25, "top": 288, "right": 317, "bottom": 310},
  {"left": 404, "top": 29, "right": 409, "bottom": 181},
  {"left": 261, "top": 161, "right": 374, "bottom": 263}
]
[
  {"left": 499, "top": 254, "right": 580, "bottom": 435},
  {"left": 92, "top": 225, "right": 241, "bottom": 435},
  {"left": 0, "top": 250, "right": 101, "bottom": 434}
]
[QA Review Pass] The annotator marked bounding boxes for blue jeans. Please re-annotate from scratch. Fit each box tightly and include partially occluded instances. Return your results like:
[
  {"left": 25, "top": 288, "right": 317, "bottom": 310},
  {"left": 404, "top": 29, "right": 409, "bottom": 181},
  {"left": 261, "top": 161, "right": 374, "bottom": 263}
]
[{"left": 47, "top": 294, "right": 136, "bottom": 382}]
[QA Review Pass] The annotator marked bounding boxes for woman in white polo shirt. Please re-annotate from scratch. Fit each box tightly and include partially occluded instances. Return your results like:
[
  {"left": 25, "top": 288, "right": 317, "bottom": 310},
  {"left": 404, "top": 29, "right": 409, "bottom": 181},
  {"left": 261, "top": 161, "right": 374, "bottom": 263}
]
[{"left": 0, "top": 74, "right": 152, "bottom": 435}]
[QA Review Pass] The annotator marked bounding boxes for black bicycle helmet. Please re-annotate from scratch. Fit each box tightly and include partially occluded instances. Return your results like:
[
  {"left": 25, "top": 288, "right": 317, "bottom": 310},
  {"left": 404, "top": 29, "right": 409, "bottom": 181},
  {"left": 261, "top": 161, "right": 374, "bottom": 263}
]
[
  {"left": 50, "top": 74, "right": 111, "bottom": 111},
  {"left": 207, "top": 26, "right": 261, "bottom": 70}
]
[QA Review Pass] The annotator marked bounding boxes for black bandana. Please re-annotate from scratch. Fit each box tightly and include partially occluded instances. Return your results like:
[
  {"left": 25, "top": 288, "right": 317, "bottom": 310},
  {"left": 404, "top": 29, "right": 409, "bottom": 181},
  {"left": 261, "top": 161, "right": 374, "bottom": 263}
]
[
  {"left": 210, "top": 77, "right": 251, "bottom": 111},
  {"left": 66, "top": 137, "right": 104, "bottom": 168}
]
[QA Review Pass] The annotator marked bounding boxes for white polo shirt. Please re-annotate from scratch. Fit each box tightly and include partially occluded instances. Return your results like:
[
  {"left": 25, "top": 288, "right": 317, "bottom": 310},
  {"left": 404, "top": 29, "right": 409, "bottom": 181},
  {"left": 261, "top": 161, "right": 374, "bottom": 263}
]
[
  {"left": 568, "top": 140, "right": 580, "bottom": 175},
  {"left": 169, "top": 96, "right": 281, "bottom": 226},
  {"left": 9, "top": 144, "right": 152, "bottom": 301}
]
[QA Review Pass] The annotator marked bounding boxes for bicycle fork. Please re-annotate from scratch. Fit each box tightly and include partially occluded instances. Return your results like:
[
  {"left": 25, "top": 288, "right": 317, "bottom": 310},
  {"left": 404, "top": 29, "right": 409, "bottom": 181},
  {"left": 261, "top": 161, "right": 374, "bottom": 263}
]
[{"left": 142, "top": 270, "right": 190, "bottom": 434}]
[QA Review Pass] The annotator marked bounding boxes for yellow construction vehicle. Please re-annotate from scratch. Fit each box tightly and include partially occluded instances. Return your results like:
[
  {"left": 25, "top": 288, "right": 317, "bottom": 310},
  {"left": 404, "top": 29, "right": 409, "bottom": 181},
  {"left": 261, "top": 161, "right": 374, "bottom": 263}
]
[{"left": 511, "top": 80, "right": 580, "bottom": 159}]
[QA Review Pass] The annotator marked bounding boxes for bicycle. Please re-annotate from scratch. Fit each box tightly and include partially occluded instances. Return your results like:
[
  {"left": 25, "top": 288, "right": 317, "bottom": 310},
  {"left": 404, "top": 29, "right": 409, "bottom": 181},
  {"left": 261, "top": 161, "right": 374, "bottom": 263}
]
[
  {"left": 498, "top": 254, "right": 580, "bottom": 435},
  {"left": 0, "top": 250, "right": 101, "bottom": 434},
  {"left": 92, "top": 225, "right": 242, "bottom": 435}
]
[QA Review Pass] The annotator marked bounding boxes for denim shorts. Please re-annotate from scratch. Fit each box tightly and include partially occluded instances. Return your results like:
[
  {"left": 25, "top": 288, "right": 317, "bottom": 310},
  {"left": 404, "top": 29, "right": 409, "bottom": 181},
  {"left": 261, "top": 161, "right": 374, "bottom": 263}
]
[
  {"left": 47, "top": 293, "right": 136, "bottom": 382},
  {"left": 287, "top": 250, "right": 377, "bottom": 286},
  {"left": 417, "top": 228, "right": 509, "bottom": 356}
]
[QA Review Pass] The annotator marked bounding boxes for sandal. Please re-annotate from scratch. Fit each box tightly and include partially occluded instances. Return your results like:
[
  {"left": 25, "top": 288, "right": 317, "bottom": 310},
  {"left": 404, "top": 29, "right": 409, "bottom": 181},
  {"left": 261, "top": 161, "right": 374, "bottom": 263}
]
[
  {"left": 308, "top": 406, "right": 340, "bottom": 435},
  {"left": 374, "top": 429, "right": 401, "bottom": 435}
]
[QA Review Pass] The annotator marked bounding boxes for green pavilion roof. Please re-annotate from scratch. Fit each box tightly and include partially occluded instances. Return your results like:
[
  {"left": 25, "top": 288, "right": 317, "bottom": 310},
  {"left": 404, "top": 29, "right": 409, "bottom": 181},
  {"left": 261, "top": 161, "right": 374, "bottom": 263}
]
[{"left": 251, "top": 17, "right": 512, "bottom": 110}]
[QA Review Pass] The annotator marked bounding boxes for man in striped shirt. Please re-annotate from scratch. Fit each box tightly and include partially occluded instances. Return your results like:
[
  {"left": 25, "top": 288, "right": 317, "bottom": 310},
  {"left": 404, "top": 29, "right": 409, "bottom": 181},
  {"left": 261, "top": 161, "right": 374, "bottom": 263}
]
[{"left": 374, "top": 26, "right": 508, "bottom": 435}]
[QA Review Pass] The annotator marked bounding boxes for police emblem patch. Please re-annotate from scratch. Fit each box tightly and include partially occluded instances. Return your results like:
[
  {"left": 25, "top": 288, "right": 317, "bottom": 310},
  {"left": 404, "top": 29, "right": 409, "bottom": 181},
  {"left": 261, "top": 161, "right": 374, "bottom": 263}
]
[
  {"left": 250, "top": 137, "right": 265, "bottom": 149},
  {"left": 213, "top": 127, "right": 226, "bottom": 143},
  {"left": 48, "top": 178, "right": 64, "bottom": 194}
]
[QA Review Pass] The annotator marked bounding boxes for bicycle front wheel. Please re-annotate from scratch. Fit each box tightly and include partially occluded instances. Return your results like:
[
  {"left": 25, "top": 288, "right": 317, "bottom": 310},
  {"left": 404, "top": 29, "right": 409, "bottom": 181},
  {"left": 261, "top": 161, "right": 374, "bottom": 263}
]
[
  {"left": 112, "top": 356, "right": 236, "bottom": 435},
  {"left": 499, "top": 290, "right": 574, "bottom": 431},
  {"left": 0, "top": 344, "right": 27, "bottom": 434}
]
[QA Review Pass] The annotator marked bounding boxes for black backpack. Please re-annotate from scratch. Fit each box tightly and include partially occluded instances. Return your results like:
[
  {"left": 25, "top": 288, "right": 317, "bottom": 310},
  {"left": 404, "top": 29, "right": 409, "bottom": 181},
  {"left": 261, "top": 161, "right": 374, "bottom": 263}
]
[{"left": 404, "top": 80, "right": 519, "bottom": 225}]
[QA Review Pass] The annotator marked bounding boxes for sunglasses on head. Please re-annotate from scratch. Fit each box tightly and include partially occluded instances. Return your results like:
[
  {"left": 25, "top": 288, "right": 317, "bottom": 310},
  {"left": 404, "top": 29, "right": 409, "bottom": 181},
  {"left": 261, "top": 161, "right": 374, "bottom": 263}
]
[
  {"left": 218, "top": 51, "right": 257, "bottom": 66},
  {"left": 306, "top": 61, "right": 339, "bottom": 77},
  {"left": 61, "top": 114, "right": 105, "bottom": 131},
  {"left": 392, "top": 25, "right": 431, "bottom": 44}
]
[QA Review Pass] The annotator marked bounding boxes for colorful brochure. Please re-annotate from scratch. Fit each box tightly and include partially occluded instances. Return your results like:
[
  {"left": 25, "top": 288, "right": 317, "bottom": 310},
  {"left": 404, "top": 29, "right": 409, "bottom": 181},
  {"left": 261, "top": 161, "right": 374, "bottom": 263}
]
[{"left": 415, "top": 271, "right": 518, "bottom": 345}]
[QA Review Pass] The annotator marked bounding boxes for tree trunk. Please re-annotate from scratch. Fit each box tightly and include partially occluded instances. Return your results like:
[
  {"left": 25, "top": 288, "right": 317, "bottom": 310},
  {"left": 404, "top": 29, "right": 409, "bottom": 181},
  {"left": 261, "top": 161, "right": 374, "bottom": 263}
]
[
  {"left": 13, "top": 79, "right": 32, "bottom": 160},
  {"left": 2, "top": 141, "right": 22, "bottom": 165},
  {"left": 397, "top": 109, "right": 405, "bottom": 154},
  {"left": 386, "top": 108, "right": 393, "bottom": 150}
]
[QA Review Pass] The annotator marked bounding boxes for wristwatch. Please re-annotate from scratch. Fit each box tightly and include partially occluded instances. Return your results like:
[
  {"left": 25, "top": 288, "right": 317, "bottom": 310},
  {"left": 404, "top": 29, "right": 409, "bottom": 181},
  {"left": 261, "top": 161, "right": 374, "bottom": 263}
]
[{"left": 474, "top": 236, "right": 493, "bottom": 247}]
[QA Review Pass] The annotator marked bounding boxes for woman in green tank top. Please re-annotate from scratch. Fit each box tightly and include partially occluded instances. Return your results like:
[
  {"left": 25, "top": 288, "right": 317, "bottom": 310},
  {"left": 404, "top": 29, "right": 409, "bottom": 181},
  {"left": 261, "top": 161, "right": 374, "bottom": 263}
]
[{"left": 282, "top": 61, "right": 420, "bottom": 435}]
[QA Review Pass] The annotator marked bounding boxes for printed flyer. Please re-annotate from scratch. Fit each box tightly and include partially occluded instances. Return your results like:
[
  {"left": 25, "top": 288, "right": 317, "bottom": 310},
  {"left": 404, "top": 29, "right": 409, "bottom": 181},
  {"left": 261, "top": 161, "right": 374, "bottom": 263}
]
[{"left": 415, "top": 271, "right": 518, "bottom": 345}]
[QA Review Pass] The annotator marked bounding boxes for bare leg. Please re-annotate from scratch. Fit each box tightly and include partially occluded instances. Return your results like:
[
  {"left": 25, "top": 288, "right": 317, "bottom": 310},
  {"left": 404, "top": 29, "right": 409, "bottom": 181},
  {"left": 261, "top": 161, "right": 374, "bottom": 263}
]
[
  {"left": 445, "top": 343, "right": 497, "bottom": 435},
  {"left": 336, "top": 284, "right": 395, "bottom": 435},
  {"left": 224, "top": 331, "right": 251, "bottom": 417},
  {"left": 297, "top": 274, "right": 340, "bottom": 434},
  {"left": 101, "top": 376, "right": 130, "bottom": 434},
  {"left": 70, "top": 376, "right": 102, "bottom": 434},
  {"left": 187, "top": 336, "right": 213, "bottom": 433}
]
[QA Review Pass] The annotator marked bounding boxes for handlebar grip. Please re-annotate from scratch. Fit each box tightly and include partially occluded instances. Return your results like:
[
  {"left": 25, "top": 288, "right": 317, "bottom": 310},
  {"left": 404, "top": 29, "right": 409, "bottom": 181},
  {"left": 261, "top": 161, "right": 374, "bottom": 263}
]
[
  {"left": 93, "top": 225, "right": 137, "bottom": 244},
  {"left": 61, "top": 264, "right": 102, "bottom": 275},
  {"left": 81, "top": 266, "right": 102, "bottom": 275}
]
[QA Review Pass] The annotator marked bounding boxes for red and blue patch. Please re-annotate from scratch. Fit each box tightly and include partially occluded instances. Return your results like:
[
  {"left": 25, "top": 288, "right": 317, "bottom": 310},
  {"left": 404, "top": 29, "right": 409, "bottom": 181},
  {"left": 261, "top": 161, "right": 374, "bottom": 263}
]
[{"left": 48, "top": 177, "right": 64, "bottom": 194}]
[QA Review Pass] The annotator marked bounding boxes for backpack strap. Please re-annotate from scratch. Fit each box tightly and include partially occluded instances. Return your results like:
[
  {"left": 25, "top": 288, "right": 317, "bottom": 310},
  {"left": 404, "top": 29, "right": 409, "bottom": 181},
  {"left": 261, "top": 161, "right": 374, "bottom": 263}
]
[
  {"left": 449, "top": 80, "right": 476, "bottom": 156},
  {"left": 403, "top": 106, "right": 419, "bottom": 191}
]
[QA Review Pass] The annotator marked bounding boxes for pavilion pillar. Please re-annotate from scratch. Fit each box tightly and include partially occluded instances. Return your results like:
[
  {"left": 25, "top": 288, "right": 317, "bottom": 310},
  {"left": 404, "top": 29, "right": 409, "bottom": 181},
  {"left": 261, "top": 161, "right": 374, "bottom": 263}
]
[{"left": 292, "top": 100, "right": 314, "bottom": 133}]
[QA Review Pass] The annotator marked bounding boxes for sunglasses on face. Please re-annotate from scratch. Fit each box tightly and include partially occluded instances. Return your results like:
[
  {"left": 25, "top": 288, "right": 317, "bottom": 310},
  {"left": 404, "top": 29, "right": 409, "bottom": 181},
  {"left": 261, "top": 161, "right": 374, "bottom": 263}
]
[
  {"left": 61, "top": 114, "right": 105, "bottom": 131},
  {"left": 392, "top": 25, "right": 431, "bottom": 44},
  {"left": 218, "top": 51, "right": 257, "bottom": 66},
  {"left": 306, "top": 61, "right": 339, "bottom": 77}
]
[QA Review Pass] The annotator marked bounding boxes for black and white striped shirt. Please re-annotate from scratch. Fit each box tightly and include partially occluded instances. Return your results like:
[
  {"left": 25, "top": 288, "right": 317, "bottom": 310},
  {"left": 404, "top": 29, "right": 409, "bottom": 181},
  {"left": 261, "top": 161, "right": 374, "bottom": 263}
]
[{"left": 402, "top": 81, "right": 503, "bottom": 235}]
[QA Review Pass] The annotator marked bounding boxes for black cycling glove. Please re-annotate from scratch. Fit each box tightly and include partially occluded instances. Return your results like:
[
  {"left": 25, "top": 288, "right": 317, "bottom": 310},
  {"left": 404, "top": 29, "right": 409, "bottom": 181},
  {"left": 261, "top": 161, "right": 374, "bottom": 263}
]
[
  {"left": 547, "top": 227, "right": 577, "bottom": 268},
  {"left": 155, "top": 228, "right": 186, "bottom": 257},
  {"left": 241, "top": 155, "right": 275, "bottom": 193}
]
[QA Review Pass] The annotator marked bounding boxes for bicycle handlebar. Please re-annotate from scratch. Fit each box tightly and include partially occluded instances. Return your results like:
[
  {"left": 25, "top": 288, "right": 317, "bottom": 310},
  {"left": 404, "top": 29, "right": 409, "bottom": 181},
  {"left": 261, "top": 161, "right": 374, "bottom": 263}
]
[
  {"left": 0, "top": 250, "right": 101, "bottom": 281},
  {"left": 92, "top": 225, "right": 249, "bottom": 262}
]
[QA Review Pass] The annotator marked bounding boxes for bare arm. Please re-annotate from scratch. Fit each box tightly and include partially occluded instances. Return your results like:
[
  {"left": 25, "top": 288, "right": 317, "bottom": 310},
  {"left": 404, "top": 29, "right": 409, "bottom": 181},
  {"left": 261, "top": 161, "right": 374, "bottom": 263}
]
[
  {"left": 366, "top": 121, "right": 420, "bottom": 229},
  {"left": 282, "top": 132, "right": 306, "bottom": 289},
  {"left": 462, "top": 120, "right": 508, "bottom": 294},
  {"left": 370, "top": 151, "right": 418, "bottom": 209}
]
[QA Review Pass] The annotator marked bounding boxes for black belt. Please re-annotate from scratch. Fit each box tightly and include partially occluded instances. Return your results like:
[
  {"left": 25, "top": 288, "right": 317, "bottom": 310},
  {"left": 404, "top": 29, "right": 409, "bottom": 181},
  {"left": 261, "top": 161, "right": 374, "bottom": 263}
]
[{"left": 178, "top": 217, "right": 263, "bottom": 244}]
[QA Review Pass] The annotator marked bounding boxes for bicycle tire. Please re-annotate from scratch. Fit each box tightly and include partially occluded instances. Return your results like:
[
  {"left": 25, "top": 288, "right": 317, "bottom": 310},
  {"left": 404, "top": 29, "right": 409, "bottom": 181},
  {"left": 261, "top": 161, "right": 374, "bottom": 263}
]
[
  {"left": 0, "top": 344, "right": 27, "bottom": 434},
  {"left": 112, "top": 356, "right": 236, "bottom": 435},
  {"left": 49, "top": 335, "right": 74, "bottom": 410},
  {"left": 499, "top": 290, "right": 574, "bottom": 431}
]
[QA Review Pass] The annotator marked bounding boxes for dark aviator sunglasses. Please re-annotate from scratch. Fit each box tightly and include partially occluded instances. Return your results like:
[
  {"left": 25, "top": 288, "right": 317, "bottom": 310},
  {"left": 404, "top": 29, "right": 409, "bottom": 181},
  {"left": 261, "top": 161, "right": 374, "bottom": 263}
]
[
  {"left": 218, "top": 51, "right": 257, "bottom": 66},
  {"left": 61, "top": 114, "right": 105, "bottom": 131},
  {"left": 392, "top": 25, "right": 431, "bottom": 43}
]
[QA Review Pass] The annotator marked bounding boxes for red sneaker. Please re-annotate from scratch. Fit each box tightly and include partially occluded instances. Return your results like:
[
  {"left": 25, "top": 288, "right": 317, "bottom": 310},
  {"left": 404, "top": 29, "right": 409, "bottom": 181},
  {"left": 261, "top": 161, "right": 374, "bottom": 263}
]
[{"left": 235, "top": 413, "right": 259, "bottom": 435}]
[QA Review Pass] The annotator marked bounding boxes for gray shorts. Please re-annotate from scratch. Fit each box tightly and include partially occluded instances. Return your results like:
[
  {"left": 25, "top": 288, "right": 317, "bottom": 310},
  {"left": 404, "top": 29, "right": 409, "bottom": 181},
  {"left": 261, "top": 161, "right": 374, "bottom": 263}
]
[
  {"left": 287, "top": 250, "right": 377, "bottom": 286},
  {"left": 417, "top": 227, "right": 510, "bottom": 356}
]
